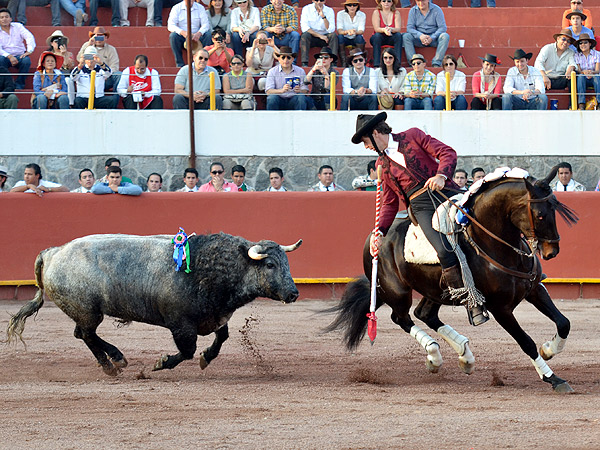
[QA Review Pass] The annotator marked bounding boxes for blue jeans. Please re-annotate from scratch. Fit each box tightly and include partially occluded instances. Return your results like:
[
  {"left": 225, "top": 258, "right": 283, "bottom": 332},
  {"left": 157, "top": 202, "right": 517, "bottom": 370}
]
[
  {"left": 89, "top": 0, "right": 120, "bottom": 26},
  {"left": 231, "top": 31, "right": 257, "bottom": 58},
  {"left": 169, "top": 32, "right": 212, "bottom": 67},
  {"left": 267, "top": 31, "right": 300, "bottom": 64},
  {"left": 33, "top": 93, "right": 70, "bottom": 109},
  {"left": 433, "top": 94, "right": 467, "bottom": 110},
  {"left": 470, "top": 0, "right": 496, "bottom": 6},
  {"left": 404, "top": 97, "right": 433, "bottom": 110},
  {"left": 173, "top": 94, "right": 223, "bottom": 109},
  {"left": 266, "top": 94, "right": 308, "bottom": 110},
  {"left": 8, "top": 0, "right": 61, "bottom": 25},
  {"left": 399, "top": 0, "right": 410, "bottom": 7},
  {"left": 0, "top": 55, "right": 30, "bottom": 89},
  {"left": 403, "top": 32, "right": 450, "bottom": 67},
  {"left": 73, "top": 94, "right": 119, "bottom": 109},
  {"left": 340, "top": 93, "right": 377, "bottom": 111},
  {"left": 59, "top": 0, "right": 86, "bottom": 24},
  {"left": 337, "top": 34, "right": 365, "bottom": 49},
  {"left": 502, "top": 94, "right": 548, "bottom": 110},
  {"left": 369, "top": 32, "right": 403, "bottom": 67},
  {"left": 576, "top": 75, "right": 600, "bottom": 104}
]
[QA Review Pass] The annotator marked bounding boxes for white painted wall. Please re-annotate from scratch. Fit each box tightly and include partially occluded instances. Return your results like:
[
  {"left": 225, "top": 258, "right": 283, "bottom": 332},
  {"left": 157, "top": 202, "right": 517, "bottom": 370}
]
[{"left": 2, "top": 110, "right": 596, "bottom": 157}]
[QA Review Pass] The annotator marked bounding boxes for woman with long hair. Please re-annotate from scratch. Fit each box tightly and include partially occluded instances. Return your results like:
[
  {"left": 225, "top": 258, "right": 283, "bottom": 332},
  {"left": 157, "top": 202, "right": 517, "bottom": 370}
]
[
  {"left": 471, "top": 53, "right": 502, "bottom": 110},
  {"left": 433, "top": 54, "right": 467, "bottom": 110},
  {"left": 336, "top": 0, "right": 366, "bottom": 67},
  {"left": 369, "top": 0, "right": 402, "bottom": 68},
  {"left": 574, "top": 33, "right": 600, "bottom": 110},
  {"left": 376, "top": 47, "right": 406, "bottom": 109},
  {"left": 230, "top": 0, "right": 261, "bottom": 57},
  {"left": 202, "top": 0, "right": 232, "bottom": 45}
]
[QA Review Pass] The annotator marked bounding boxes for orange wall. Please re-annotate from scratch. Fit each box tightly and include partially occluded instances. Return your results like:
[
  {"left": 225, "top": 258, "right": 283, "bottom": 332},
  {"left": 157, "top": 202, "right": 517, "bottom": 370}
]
[{"left": 0, "top": 192, "right": 596, "bottom": 283}]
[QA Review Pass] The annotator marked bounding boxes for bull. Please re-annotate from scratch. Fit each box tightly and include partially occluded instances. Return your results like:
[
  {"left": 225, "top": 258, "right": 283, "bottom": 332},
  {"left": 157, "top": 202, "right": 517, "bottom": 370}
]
[{"left": 7, "top": 232, "right": 302, "bottom": 376}]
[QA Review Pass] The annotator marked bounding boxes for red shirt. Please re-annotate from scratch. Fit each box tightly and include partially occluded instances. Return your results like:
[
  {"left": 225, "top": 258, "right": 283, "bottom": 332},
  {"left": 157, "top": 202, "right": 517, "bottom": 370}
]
[{"left": 205, "top": 45, "right": 234, "bottom": 73}]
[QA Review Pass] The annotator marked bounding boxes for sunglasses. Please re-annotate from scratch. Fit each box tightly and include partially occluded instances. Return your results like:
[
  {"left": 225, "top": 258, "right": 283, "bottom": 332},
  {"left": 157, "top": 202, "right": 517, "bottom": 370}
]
[
  {"left": 579, "top": 40, "right": 590, "bottom": 44},
  {"left": 211, "top": 170, "right": 224, "bottom": 175},
  {"left": 383, "top": 55, "right": 394, "bottom": 59},
  {"left": 197, "top": 56, "right": 208, "bottom": 61},
  {"left": 352, "top": 58, "right": 364, "bottom": 63},
  {"left": 559, "top": 37, "right": 571, "bottom": 42},
  {"left": 571, "top": 1, "right": 582, "bottom": 3},
  {"left": 231, "top": 61, "right": 243, "bottom": 65},
  {"left": 381, "top": 0, "right": 392, "bottom": 2},
  {"left": 444, "top": 62, "right": 455, "bottom": 66},
  {"left": 314, "top": 0, "right": 325, "bottom": 2},
  {"left": 280, "top": 55, "right": 293, "bottom": 60},
  {"left": 318, "top": 55, "right": 331, "bottom": 59},
  {"left": 411, "top": 61, "right": 423, "bottom": 66}
]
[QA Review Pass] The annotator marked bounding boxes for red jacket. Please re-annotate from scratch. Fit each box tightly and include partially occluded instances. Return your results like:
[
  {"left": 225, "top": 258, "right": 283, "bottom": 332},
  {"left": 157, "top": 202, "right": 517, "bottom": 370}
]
[{"left": 377, "top": 128, "right": 458, "bottom": 234}]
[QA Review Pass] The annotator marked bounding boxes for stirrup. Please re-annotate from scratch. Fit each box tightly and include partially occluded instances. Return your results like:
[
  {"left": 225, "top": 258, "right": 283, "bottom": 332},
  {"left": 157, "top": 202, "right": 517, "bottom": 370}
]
[{"left": 467, "top": 304, "right": 489, "bottom": 326}]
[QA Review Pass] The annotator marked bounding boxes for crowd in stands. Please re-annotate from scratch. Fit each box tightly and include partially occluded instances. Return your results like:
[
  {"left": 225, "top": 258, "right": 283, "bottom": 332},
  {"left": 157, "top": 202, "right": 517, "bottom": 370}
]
[{"left": 0, "top": 0, "right": 599, "bottom": 110}]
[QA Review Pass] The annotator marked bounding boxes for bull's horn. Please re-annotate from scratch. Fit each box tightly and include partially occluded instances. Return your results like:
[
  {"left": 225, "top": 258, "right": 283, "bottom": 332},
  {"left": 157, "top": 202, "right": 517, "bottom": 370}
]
[
  {"left": 280, "top": 239, "right": 303, "bottom": 252},
  {"left": 248, "top": 245, "right": 268, "bottom": 260}
]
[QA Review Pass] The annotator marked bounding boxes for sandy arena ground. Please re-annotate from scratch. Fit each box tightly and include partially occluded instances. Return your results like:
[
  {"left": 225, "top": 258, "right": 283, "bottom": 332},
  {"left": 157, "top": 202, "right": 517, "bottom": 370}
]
[{"left": 1, "top": 298, "right": 599, "bottom": 450}]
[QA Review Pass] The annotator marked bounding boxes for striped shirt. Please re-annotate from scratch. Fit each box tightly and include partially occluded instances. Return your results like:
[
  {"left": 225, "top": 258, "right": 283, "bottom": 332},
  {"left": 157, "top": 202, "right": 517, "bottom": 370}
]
[
  {"left": 574, "top": 49, "right": 600, "bottom": 72},
  {"left": 260, "top": 4, "right": 298, "bottom": 36},
  {"left": 403, "top": 69, "right": 436, "bottom": 96}
]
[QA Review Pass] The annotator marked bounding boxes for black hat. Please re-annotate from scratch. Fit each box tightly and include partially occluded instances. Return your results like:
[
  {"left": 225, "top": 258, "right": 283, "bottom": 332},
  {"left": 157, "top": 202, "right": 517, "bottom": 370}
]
[
  {"left": 351, "top": 112, "right": 387, "bottom": 144},
  {"left": 315, "top": 46, "right": 338, "bottom": 63},
  {"left": 509, "top": 49, "right": 533, "bottom": 60},
  {"left": 277, "top": 46, "right": 297, "bottom": 58},
  {"left": 478, "top": 53, "right": 499, "bottom": 65}
]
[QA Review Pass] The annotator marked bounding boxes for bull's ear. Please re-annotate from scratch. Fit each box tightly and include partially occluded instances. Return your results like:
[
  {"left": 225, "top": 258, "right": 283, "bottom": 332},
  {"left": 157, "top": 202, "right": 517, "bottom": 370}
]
[{"left": 238, "top": 244, "right": 250, "bottom": 259}]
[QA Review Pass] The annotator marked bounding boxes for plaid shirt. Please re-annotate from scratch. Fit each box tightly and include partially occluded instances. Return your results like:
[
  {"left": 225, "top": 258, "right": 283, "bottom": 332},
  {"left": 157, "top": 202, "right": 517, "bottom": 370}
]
[
  {"left": 260, "top": 4, "right": 299, "bottom": 37},
  {"left": 402, "top": 69, "right": 436, "bottom": 96}
]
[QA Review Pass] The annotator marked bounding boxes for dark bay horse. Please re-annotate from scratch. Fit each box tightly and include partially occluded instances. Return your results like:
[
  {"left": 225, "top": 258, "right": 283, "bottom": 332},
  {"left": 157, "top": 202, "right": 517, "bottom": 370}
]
[{"left": 327, "top": 167, "right": 578, "bottom": 393}]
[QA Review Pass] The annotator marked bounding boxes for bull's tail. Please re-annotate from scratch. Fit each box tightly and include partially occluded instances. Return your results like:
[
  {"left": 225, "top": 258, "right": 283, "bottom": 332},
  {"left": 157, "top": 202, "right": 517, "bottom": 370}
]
[
  {"left": 323, "top": 276, "right": 373, "bottom": 351},
  {"left": 6, "top": 251, "right": 46, "bottom": 347}
]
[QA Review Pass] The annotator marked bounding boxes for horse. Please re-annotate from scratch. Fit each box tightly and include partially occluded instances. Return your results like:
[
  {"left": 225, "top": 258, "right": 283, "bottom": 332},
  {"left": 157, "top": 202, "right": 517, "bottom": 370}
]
[{"left": 326, "top": 166, "right": 579, "bottom": 393}]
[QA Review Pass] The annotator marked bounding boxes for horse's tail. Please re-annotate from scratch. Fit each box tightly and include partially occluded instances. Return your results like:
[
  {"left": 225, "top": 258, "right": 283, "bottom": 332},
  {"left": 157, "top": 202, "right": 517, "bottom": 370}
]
[
  {"left": 6, "top": 251, "right": 47, "bottom": 347},
  {"left": 323, "top": 276, "right": 373, "bottom": 351}
]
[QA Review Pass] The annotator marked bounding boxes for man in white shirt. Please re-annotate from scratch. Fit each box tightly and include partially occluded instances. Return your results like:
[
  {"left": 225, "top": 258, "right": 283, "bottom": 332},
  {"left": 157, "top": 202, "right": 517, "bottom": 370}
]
[
  {"left": 71, "top": 168, "right": 96, "bottom": 193},
  {"left": 299, "top": 0, "right": 338, "bottom": 67},
  {"left": 0, "top": 8, "right": 35, "bottom": 89},
  {"left": 117, "top": 54, "right": 163, "bottom": 109},
  {"left": 146, "top": 173, "right": 163, "bottom": 192},
  {"left": 551, "top": 162, "right": 586, "bottom": 191},
  {"left": 177, "top": 168, "right": 200, "bottom": 192},
  {"left": 167, "top": 0, "right": 211, "bottom": 67},
  {"left": 503, "top": 48, "right": 548, "bottom": 110},
  {"left": 308, "top": 165, "right": 345, "bottom": 191},
  {"left": 341, "top": 47, "right": 378, "bottom": 110},
  {"left": 265, "top": 167, "right": 289, "bottom": 191},
  {"left": 10, "top": 163, "right": 69, "bottom": 197},
  {"left": 71, "top": 46, "right": 119, "bottom": 109},
  {"left": 534, "top": 28, "right": 577, "bottom": 91}
]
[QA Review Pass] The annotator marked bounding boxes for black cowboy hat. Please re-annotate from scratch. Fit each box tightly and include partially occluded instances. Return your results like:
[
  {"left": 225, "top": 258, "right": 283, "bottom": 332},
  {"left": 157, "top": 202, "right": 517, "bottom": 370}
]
[
  {"left": 315, "top": 46, "right": 338, "bottom": 63},
  {"left": 577, "top": 33, "right": 597, "bottom": 49},
  {"left": 277, "top": 46, "right": 297, "bottom": 58},
  {"left": 566, "top": 10, "right": 587, "bottom": 21},
  {"left": 351, "top": 112, "right": 387, "bottom": 144},
  {"left": 478, "top": 53, "right": 499, "bottom": 65},
  {"left": 509, "top": 48, "right": 533, "bottom": 60}
]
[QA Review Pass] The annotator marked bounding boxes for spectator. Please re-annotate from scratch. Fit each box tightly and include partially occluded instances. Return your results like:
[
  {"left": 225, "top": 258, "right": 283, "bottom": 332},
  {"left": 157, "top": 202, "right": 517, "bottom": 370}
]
[
  {"left": 202, "top": 0, "right": 232, "bottom": 43},
  {"left": 566, "top": 11, "right": 593, "bottom": 50},
  {"left": 260, "top": 0, "right": 300, "bottom": 64},
  {"left": 177, "top": 167, "right": 200, "bottom": 192},
  {"left": 433, "top": 54, "right": 467, "bottom": 110},
  {"left": 92, "top": 166, "right": 143, "bottom": 196},
  {"left": 32, "top": 51, "right": 69, "bottom": 109},
  {"left": 376, "top": 47, "right": 406, "bottom": 110},
  {"left": 99, "top": 157, "right": 133, "bottom": 183},
  {"left": 10, "top": 163, "right": 69, "bottom": 196},
  {"left": 562, "top": 0, "right": 593, "bottom": 33},
  {"left": 299, "top": 0, "right": 338, "bottom": 68},
  {"left": 117, "top": 54, "right": 163, "bottom": 109},
  {"left": 340, "top": 47, "right": 377, "bottom": 110},
  {"left": 199, "top": 162, "right": 239, "bottom": 192},
  {"left": 305, "top": 46, "right": 338, "bottom": 110},
  {"left": 370, "top": 0, "right": 402, "bottom": 68},
  {"left": 453, "top": 169, "right": 468, "bottom": 191},
  {"left": 464, "top": 0, "right": 495, "bottom": 6},
  {"left": 551, "top": 162, "right": 586, "bottom": 191},
  {"left": 46, "top": 30, "right": 76, "bottom": 73},
  {"left": 59, "top": 0, "right": 87, "bottom": 26},
  {"left": 336, "top": 0, "right": 365, "bottom": 68},
  {"left": 173, "top": 48, "right": 223, "bottom": 110},
  {"left": 245, "top": 30, "right": 278, "bottom": 91},
  {"left": 120, "top": 0, "right": 155, "bottom": 27},
  {"left": 0, "top": 8, "right": 35, "bottom": 90},
  {"left": 71, "top": 168, "right": 95, "bottom": 193},
  {"left": 167, "top": 0, "right": 211, "bottom": 67},
  {"left": 502, "top": 48, "right": 548, "bottom": 111},
  {"left": 7, "top": 0, "right": 61, "bottom": 27},
  {"left": 77, "top": 27, "right": 120, "bottom": 90},
  {"left": 574, "top": 33, "right": 600, "bottom": 110},
  {"left": 89, "top": 0, "right": 120, "bottom": 27},
  {"left": 595, "top": 177, "right": 600, "bottom": 192},
  {"left": 265, "top": 45, "right": 309, "bottom": 110},
  {"left": 205, "top": 28, "right": 234, "bottom": 74},
  {"left": 230, "top": 0, "right": 260, "bottom": 57},
  {"left": 351, "top": 159, "right": 377, "bottom": 191},
  {"left": 403, "top": 0, "right": 449, "bottom": 68},
  {"left": 0, "top": 66, "right": 18, "bottom": 108},
  {"left": 0, "top": 164, "right": 10, "bottom": 191},
  {"left": 231, "top": 164, "right": 254, "bottom": 191},
  {"left": 146, "top": 172, "right": 163, "bottom": 192},
  {"left": 222, "top": 53, "right": 255, "bottom": 110},
  {"left": 71, "top": 46, "right": 119, "bottom": 109},
  {"left": 534, "top": 28, "right": 577, "bottom": 92},
  {"left": 471, "top": 53, "right": 502, "bottom": 110},
  {"left": 265, "top": 167, "right": 288, "bottom": 191},
  {"left": 403, "top": 53, "right": 435, "bottom": 110},
  {"left": 471, "top": 167, "right": 485, "bottom": 182},
  {"left": 308, "top": 165, "right": 345, "bottom": 191}
]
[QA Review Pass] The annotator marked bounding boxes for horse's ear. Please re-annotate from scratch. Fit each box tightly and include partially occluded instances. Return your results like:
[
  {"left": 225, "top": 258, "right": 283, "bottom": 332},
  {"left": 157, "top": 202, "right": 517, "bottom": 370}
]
[{"left": 537, "top": 165, "right": 559, "bottom": 188}]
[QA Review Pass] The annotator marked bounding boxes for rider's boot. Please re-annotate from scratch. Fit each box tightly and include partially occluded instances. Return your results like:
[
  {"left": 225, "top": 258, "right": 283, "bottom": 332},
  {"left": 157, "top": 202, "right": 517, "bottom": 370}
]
[{"left": 440, "top": 264, "right": 489, "bottom": 326}]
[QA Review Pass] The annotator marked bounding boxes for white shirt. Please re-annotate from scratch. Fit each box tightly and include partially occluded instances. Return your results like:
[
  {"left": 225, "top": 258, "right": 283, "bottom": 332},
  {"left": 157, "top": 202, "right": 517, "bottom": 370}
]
[
  {"left": 265, "top": 186, "right": 288, "bottom": 191},
  {"left": 384, "top": 134, "right": 406, "bottom": 167},
  {"left": 435, "top": 70, "right": 466, "bottom": 94},
  {"left": 377, "top": 67, "right": 407, "bottom": 93},
  {"left": 552, "top": 179, "right": 586, "bottom": 192},
  {"left": 300, "top": 4, "right": 335, "bottom": 34},
  {"left": 336, "top": 10, "right": 365, "bottom": 37},
  {"left": 167, "top": 2, "right": 210, "bottom": 35},
  {"left": 503, "top": 65, "right": 545, "bottom": 98},
  {"left": 71, "top": 186, "right": 93, "bottom": 193},
  {"left": 117, "top": 67, "right": 162, "bottom": 97},
  {"left": 71, "top": 65, "right": 111, "bottom": 98},
  {"left": 13, "top": 179, "right": 62, "bottom": 193},
  {"left": 534, "top": 43, "right": 576, "bottom": 78},
  {"left": 0, "top": 22, "right": 36, "bottom": 57},
  {"left": 229, "top": 6, "right": 261, "bottom": 33},
  {"left": 178, "top": 185, "right": 199, "bottom": 192},
  {"left": 342, "top": 66, "right": 378, "bottom": 94}
]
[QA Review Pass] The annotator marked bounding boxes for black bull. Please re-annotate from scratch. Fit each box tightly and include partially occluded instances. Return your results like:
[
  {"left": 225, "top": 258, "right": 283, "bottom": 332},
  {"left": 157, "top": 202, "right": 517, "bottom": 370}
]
[
  {"left": 7, "top": 233, "right": 302, "bottom": 376},
  {"left": 327, "top": 168, "right": 579, "bottom": 393}
]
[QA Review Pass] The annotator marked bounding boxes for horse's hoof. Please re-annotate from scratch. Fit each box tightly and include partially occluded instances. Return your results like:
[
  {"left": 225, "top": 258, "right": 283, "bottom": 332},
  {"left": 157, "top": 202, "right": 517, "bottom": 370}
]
[
  {"left": 199, "top": 352, "right": 209, "bottom": 370},
  {"left": 112, "top": 356, "right": 128, "bottom": 369},
  {"left": 426, "top": 358, "right": 442, "bottom": 373},
  {"left": 539, "top": 343, "right": 553, "bottom": 361},
  {"left": 459, "top": 358, "right": 475, "bottom": 375},
  {"left": 153, "top": 355, "right": 168, "bottom": 371},
  {"left": 101, "top": 362, "right": 120, "bottom": 377},
  {"left": 554, "top": 382, "right": 574, "bottom": 394}
]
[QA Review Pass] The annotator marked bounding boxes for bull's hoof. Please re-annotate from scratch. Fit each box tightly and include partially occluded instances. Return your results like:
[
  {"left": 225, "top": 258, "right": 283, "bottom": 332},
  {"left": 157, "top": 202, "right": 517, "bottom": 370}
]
[
  {"left": 539, "top": 343, "right": 553, "bottom": 361},
  {"left": 199, "top": 352, "right": 209, "bottom": 370},
  {"left": 543, "top": 374, "right": 574, "bottom": 394},
  {"left": 112, "top": 356, "right": 128, "bottom": 369},
  {"left": 153, "top": 355, "right": 168, "bottom": 371},
  {"left": 459, "top": 358, "right": 475, "bottom": 375}
]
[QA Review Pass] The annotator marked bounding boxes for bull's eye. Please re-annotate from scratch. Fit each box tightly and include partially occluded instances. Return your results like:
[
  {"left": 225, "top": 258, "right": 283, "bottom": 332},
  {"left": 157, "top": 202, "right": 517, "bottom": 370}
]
[{"left": 266, "top": 262, "right": 276, "bottom": 269}]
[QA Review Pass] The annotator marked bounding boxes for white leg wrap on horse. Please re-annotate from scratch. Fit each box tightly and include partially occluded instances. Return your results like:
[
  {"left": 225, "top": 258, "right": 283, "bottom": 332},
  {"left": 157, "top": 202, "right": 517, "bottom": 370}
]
[
  {"left": 542, "top": 334, "right": 566, "bottom": 358},
  {"left": 437, "top": 324, "right": 469, "bottom": 356},
  {"left": 531, "top": 355, "right": 554, "bottom": 379},
  {"left": 410, "top": 325, "right": 442, "bottom": 367}
]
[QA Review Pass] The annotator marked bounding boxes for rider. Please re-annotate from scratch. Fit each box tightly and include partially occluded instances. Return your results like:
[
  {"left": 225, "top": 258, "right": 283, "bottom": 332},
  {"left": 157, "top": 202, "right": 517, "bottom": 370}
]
[{"left": 351, "top": 112, "right": 489, "bottom": 326}]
